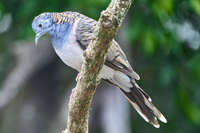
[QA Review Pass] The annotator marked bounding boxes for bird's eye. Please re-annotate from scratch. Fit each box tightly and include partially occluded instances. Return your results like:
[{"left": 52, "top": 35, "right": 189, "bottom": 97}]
[{"left": 38, "top": 24, "right": 42, "bottom": 28}]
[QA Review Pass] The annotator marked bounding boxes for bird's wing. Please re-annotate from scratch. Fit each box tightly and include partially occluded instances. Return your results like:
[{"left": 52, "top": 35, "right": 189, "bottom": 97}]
[
  {"left": 76, "top": 14, "right": 140, "bottom": 80},
  {"left": 75, "top": 13, "right": 167, "bottom": 127}
]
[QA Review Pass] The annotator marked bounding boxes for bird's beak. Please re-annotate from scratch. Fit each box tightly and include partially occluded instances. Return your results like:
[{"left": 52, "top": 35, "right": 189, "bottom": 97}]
[{"left": 35, "top": 32, "right": 45, "bottom": 45}]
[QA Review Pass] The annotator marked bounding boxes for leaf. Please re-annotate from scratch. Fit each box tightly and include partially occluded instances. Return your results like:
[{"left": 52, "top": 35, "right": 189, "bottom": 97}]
[
  {"left": 187, "top": 53, "right": 200, "bottom": 80},
  {"left": 190, "top": 0, "right": 200, "bottom": 16},
  {"left": 178, "top": 88, "right": 200, "bottom": 125},
  {"left": 142, "top": 30, "right": 157, "bottom": 55},
  {"left": 152, "top": 0, "right": 174, "bottom": 17}
]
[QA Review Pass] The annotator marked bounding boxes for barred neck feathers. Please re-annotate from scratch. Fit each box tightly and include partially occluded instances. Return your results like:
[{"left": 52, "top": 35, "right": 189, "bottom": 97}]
[
  {"left": 51, "top": 12, "right": 79, "bottom": 24},
  {"left": 49, "top": 12, "right": 80, "bottom": 49}
]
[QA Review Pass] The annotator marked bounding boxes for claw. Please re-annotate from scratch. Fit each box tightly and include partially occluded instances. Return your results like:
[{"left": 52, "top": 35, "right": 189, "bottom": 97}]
[{"left": 75, "top": 73, "right": 80, "bottom": 82}]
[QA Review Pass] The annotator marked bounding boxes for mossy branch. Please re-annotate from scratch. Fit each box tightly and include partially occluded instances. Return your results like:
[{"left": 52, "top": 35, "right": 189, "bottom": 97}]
[{"left": 62, "top": 0, "right": 132, "bottom": 133}]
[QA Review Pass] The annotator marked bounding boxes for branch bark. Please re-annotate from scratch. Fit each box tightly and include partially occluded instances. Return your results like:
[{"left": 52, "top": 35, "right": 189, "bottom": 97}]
[{"left": 63, "top": 0, "right": 132, "bottom": 133}]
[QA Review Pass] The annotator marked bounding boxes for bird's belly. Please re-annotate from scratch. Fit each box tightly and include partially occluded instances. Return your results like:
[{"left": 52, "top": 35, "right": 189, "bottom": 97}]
[{"left": 54, "top": 41, "right": 83, "bottom": 71}]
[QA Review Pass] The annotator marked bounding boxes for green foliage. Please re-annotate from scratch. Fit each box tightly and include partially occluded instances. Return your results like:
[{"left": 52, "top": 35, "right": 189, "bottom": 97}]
[
  {"left": 142, "top": 29, "right": 157, "bottom": 55},
  {"left": 190, "top": 0, "right": 200, "bottom": 16},
  {"left": 0, "top": 2, "right": 4, "bottom": 18},
  {"left": 187, "top": 53, "right": 200, "bottom": 80},
  {"left": 178, "top": 88, "right": 200, "bottom": 125},
  {"left": 152, "top": 0, "right": 174, "bottom": 17}
]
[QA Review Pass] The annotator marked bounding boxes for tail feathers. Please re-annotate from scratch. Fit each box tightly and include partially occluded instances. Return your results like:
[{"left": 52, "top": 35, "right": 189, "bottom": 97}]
[{"left": 120, "top": 81, "right": 167, "bottom": 128}]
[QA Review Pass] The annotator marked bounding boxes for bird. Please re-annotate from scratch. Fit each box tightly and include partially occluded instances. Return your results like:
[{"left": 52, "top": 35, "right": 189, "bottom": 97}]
[{"left": 32, "top": 11, "right": 167, "bottom": 128}]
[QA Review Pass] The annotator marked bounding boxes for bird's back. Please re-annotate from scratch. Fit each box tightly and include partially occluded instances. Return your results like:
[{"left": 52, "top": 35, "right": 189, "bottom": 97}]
[{"left": 75, "top": 12, "right": 140, "bottom": 80}]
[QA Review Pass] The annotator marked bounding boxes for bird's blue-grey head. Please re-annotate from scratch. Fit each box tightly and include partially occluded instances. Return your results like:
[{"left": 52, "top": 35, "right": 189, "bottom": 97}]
[
  {"left": 32, "top": 12, "right": 76, "bottom": 46},
  {"left": 32, "top": 13, "right": 54, "bottom": 45}
]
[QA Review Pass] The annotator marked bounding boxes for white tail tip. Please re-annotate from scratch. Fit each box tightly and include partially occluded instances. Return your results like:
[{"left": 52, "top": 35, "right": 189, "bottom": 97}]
[
  {"left": 159, "top": 114, "right": 167, "bottom": 123},
  {"left": 153, "top": 123, "right": 160, "bottom": 128}
]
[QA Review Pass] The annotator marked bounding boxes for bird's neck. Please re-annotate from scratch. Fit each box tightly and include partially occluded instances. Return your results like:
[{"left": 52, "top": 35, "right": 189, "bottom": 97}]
[{"left": 50, "top": 23, "right": 74, "bottom": 49}]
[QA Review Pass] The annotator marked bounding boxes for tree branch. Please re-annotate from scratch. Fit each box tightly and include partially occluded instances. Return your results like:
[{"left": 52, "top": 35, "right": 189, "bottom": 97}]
[{"left": 63, "top": 0, "right": 132, "bottom": 133}]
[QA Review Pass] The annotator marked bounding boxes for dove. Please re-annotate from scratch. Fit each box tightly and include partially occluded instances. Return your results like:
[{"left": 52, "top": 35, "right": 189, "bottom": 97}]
[{"left": 32, "top": 11, "right": 167, "bottom": 128}]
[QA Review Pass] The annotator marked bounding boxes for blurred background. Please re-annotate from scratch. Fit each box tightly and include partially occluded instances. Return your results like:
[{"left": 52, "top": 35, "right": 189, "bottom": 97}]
[{"left": 0, "top": 0, "right": 200, "bottom": 133}]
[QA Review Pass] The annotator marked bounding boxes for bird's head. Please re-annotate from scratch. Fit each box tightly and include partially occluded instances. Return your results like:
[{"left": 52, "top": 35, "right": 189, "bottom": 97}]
[
  {"left": 32, "top": 13, "right": 54, "bottom": 45},
  {"left": 32, "top": 12, "right": 77, "bottom": 45}
]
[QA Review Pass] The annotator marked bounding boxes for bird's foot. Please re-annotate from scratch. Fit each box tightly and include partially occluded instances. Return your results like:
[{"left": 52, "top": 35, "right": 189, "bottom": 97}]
[{"left": 75, "top": 73, "right": 80, "bottom": 82}]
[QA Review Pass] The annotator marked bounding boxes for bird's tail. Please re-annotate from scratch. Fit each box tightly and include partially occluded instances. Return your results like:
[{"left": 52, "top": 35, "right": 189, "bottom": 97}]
[{"left": 120, "top": 80, "right": 167, "bottom": 128}]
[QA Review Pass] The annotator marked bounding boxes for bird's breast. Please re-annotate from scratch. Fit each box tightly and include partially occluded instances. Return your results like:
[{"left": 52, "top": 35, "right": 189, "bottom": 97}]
[
  {"left": 52, "top": 20, "right": 84, "bottom": 71},
  {"left": 54, "top": 39, "right": 83, "bottom": 71}
]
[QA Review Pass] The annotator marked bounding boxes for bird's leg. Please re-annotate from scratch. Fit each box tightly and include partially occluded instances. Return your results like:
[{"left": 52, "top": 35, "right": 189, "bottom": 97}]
[
  {"left": 69, "top": 88, "right": 76, "bottom": 102},
  {"left": 75, "top": 73, "right": 80, "bottom": 82}
]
